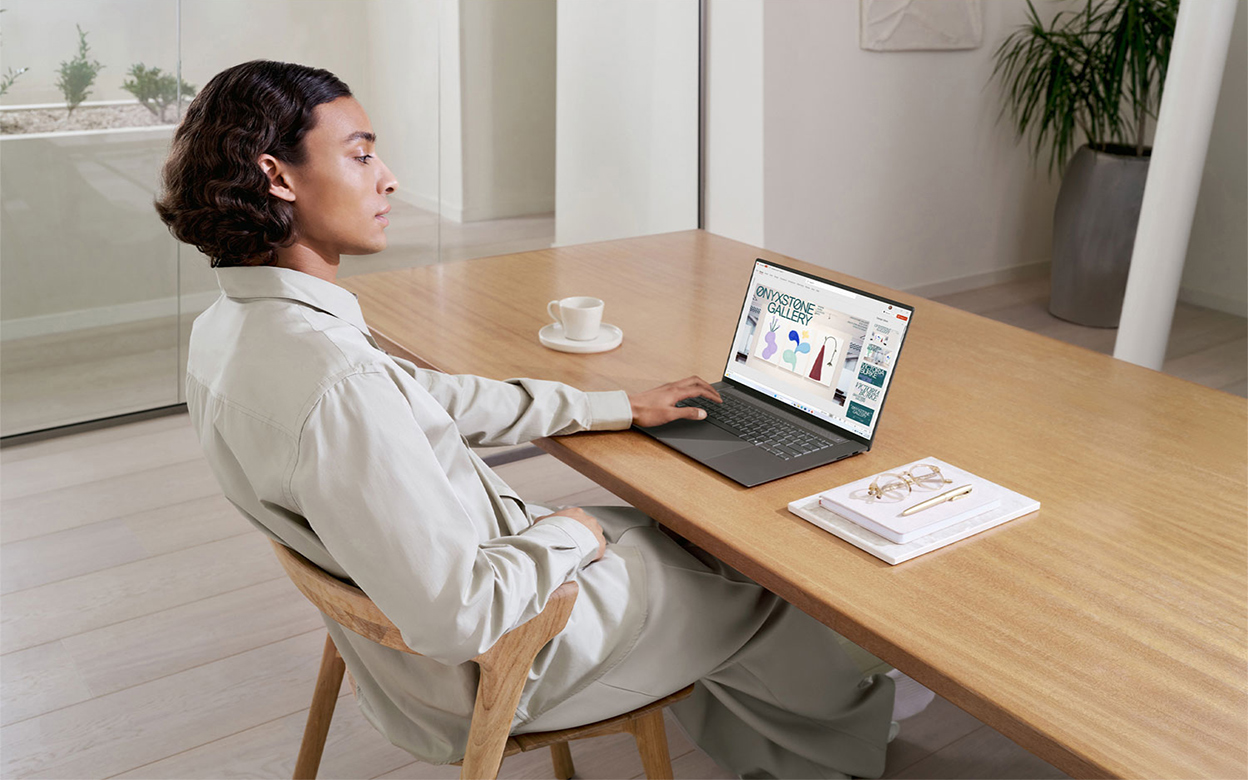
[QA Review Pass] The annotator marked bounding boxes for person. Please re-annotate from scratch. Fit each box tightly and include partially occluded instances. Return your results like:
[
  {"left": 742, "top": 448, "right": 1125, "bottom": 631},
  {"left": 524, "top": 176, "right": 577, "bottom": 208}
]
[{"left": 156, "top": 60, "right": 895, "bottom": 779}]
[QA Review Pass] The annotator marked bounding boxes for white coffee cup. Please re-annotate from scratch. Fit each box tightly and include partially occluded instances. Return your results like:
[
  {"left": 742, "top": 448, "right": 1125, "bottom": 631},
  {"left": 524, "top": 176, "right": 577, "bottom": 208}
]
[{"left": 547, "top": 296, "right": 604, "bottom": 341}]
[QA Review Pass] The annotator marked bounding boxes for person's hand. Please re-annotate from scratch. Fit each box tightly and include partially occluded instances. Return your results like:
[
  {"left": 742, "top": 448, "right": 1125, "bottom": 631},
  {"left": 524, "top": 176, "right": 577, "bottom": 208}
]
[
  {"left": 627, "top": 376, "right": 723, "bottom": 427},
  {"left": 538, "top": 507, "right": 606, "bottom": 562}
]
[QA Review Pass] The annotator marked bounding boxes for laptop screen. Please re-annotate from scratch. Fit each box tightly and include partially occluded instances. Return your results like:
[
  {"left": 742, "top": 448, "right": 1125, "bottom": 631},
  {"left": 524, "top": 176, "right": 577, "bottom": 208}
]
[{"left": 723, "top": 260, "right": 914, "bottom": 441}]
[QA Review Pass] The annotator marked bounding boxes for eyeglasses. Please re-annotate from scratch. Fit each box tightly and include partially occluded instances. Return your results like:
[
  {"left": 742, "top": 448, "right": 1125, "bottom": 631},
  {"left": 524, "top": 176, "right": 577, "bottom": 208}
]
[{"left": 866, "top": 463, "right": 952, "bottom": 503}]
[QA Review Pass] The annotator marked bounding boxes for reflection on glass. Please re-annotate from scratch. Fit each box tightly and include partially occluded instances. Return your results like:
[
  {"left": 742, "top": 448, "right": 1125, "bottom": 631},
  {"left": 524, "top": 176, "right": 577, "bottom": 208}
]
[
  {"left": 0, "top": 0, "right": 179, "bottom": 436},
  {"left": 1, "top": 0, "right": 697, "bottom": 436}
]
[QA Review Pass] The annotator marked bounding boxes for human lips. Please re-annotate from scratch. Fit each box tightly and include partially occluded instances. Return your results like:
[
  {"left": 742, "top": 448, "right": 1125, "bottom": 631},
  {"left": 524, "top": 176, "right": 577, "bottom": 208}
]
[{"left": 375, "top": 205, "right": 390, "bottom": 227}]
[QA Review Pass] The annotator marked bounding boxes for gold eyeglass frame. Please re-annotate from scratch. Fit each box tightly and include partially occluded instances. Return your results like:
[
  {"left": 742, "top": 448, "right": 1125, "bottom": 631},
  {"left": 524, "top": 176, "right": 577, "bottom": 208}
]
[{"left": 866, "top": 463, "right": 952, "bottom": 501}]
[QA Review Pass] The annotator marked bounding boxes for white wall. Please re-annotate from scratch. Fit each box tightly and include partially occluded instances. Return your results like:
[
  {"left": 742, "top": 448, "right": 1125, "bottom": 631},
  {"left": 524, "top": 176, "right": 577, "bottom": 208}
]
[
  {"left": 756, "top": 0, "right": 1062, "bottom": 294},
  {"left": 438, "top": 0, "right": 464, "bottom": 220},
  {"left": 458, "top": 0, "right": 556, "bottom": 222},
  {"left": 705, "top": 0, "right": 1246, "bottom": 317},
  {"left": 364, "top": 0, "right": 441, "bottom": 216},
  {"left": 1179, "top": 0, "right": 1247, "bottom": 317},
  {"left": 704, "top": 0, "right": 764, "bottom": 248},
  {"left": 554, "top": 0, "right": 698, "bottom": 246}
]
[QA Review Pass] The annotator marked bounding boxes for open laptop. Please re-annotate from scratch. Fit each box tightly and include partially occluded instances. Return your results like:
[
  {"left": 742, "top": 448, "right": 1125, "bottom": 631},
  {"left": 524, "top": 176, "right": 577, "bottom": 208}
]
[{"left": 635, "top": 259, "right": 915, "bottom": 487}]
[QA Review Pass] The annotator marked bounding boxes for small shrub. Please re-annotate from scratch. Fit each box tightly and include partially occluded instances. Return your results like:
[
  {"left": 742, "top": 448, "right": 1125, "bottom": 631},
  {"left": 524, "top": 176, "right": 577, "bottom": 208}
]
[
  {"left": 0, "top": 66, "right": 28, "bottom": 97},
  {"left": 122, "top": 63, "right": 196, "bottom": 123},
  {"left": 55, "top": 24, "right": 103, "bottom": 116},
  {"left": 0, "top": 9, "right": 28, "bottom": 97}
]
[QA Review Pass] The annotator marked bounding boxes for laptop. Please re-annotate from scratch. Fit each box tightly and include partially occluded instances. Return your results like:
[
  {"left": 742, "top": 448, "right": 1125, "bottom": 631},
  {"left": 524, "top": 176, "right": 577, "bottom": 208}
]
[{"left": 634, "top": 259, "right": 915, "bottom": 487}]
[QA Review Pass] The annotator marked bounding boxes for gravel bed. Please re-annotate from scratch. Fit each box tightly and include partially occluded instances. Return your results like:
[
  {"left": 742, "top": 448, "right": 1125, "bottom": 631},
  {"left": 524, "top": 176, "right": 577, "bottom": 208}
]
[{"left": 0, "top": 101, "right": 191, "bottom": 134}]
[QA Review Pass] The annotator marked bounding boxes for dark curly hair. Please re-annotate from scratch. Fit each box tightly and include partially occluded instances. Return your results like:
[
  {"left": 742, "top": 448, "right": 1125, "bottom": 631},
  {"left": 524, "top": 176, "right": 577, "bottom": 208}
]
[{"left": 154, "top": 60, "right": 352, "bottom": 267}]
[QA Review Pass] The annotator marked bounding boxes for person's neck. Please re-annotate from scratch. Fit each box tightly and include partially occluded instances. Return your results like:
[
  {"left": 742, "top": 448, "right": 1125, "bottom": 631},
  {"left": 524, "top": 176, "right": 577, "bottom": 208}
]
[{"left": 274, "top": 242, "right": 340, "bottom": 284}]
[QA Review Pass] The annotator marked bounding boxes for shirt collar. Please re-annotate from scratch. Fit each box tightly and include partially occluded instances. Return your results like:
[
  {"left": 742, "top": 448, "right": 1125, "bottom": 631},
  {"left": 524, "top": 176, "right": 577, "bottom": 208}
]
[{"left": 214, "top": 266, "right": 373, "bottom": 340}]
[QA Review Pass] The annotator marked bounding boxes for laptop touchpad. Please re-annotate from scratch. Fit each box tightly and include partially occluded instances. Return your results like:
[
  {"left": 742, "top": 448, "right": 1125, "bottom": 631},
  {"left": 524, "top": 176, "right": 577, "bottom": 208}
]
[{"left": 652, "top": 419, "right": 754, "bottom": 460}]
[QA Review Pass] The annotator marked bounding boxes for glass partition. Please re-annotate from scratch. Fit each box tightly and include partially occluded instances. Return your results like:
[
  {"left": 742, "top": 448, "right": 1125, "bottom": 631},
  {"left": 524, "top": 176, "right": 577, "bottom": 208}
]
[
  {"left": 0, "top": 0, "right": 180, "bottom": 436},
  {"left": 0, "top": 0, "right": 697, "bottom": 437}
]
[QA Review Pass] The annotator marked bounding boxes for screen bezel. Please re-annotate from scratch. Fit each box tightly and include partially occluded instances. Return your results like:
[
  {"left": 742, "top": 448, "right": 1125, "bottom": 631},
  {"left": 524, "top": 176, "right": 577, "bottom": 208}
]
[{"left": 721, "top": 259, "right": 916, "bottom": 448}]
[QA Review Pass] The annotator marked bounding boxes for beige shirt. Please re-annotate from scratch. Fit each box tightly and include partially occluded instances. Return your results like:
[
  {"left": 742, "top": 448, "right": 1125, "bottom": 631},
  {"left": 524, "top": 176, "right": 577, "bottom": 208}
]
[{"left": 186, "top": 266, "right": 647, "bottom": 761}]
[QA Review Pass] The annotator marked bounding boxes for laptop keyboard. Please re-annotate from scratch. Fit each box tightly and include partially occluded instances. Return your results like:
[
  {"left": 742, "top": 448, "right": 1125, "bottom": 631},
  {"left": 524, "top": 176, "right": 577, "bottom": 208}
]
[{"left": 677, "top": 394, "right": 847, "bottom": 461}]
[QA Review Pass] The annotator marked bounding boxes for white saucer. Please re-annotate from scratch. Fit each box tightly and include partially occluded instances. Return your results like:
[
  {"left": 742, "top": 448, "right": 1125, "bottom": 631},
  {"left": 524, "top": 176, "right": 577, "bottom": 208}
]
[{"left": 539, "top": 322, "right": 623, "bottom": 353}]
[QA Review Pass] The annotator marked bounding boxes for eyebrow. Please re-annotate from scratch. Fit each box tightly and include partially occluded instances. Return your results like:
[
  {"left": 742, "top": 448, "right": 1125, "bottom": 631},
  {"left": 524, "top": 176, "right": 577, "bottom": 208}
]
[{"left": 342, "top": 131, "right": 376, "bottom": 145}]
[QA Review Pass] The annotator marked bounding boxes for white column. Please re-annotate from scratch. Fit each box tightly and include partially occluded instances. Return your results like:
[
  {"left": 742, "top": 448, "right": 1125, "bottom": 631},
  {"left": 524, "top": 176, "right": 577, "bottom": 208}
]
[{"left": 1113, "top": 0, "right": 1239, "bottom": 370}]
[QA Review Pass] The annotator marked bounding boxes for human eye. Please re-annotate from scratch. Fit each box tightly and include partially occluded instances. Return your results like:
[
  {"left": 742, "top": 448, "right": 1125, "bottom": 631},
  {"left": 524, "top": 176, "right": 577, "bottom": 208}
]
[{"left": 355, "top": 154, "right": 374, "bottom": 164}]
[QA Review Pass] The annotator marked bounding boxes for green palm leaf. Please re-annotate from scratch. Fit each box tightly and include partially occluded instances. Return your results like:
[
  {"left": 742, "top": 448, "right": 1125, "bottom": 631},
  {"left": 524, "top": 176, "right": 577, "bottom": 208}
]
[{"left": 992, "top": 0, "right": 1179, "bottom": 173}]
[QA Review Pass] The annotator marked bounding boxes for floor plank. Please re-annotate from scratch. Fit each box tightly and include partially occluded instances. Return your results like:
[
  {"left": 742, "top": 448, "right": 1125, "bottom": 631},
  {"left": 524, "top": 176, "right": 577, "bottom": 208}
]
[
  {"left": 930, "top": 280, "right": 1248, "bottom": 400},
  {"left": 0, "top": 630, "right": 328, "bottom": 779},
  {"left": 1162, "top": 336, "right": 1248, "bottom": 391},
  {"left": 1, "top": 534, "right": 282, "bottom": 654},
  {"left": 379, "top": 712, "right": 707, "bottom": 780},
  {"left": 124, "top": 492, "right": 254, "bottom": 556},
  {"left": 882, "top": 696, "right": 985, "bottom": 777},
  {"left": 890, "top": 725, "right": 1070, "bottom": 780},
  {"left": 0, "top": 640, "right": 94, "bottom": 728},
  {"left": 60, "top": 577, "right": 323, "bottom": 699},
  {"left": 113, "top": 690, "right": 419, "bottom": 780},
  {"left": 0, "top": 457, "right": 222, "bottom": 543},
  {"left": 1, "top": 517, "right": 150, "bottom": 595},
  {"left": 0, "top": 420, "right": 202, "bottom": 500}
]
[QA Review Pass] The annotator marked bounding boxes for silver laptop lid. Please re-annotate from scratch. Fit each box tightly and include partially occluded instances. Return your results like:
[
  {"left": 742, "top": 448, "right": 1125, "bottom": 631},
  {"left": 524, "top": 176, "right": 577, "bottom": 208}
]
[{"left": 723, "top": 259, "right": 915, "bottom": 443}]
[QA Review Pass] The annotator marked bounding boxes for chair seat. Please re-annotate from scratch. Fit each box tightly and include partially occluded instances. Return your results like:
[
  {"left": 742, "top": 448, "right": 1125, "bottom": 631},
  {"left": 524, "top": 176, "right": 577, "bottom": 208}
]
[
  {"left": 454, "top": 684, "right": 696, "bottom": 763},
  {"left": 351, "top": 652, "right": 695, "bottom": 765}
]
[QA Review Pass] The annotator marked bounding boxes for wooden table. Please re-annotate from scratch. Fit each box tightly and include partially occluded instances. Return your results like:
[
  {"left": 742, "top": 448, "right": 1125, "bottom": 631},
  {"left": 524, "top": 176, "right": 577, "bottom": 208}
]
[{"left": 341, "top": 230, "right": 1248, "bottom": 779}]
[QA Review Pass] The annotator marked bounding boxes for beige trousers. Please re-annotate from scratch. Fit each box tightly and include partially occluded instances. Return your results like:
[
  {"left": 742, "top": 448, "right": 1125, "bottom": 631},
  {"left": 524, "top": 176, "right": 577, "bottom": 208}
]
[{"left": 518, "top": 506, "right": 895, "bottom": 779}]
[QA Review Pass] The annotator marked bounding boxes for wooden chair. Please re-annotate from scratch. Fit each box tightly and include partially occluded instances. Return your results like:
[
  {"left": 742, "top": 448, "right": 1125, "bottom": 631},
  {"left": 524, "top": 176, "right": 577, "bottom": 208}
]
[{"left": 270, "top": 540, "right": 694, "bottom": 780}]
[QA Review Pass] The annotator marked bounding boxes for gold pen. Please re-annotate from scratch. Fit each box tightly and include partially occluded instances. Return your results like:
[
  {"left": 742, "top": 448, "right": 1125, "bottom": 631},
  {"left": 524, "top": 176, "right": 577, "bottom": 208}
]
[{"left": 899, "top": 484, "right": 973, "bottom": 517}]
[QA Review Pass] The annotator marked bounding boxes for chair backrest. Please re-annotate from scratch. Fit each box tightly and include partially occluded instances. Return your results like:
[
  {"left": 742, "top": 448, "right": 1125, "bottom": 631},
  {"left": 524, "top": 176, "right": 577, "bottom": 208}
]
[
  {"left": 270, "top": 534, "right": 581, "bottom": 778},
  {"left": 269, "top": 538, "right": 580, "bottom": 667},
  {"left": 270, "top": 538, "right": 580, "bottom": 779},
  {"left": 270, "top": 539, "right": 419, "bottom": 654}
]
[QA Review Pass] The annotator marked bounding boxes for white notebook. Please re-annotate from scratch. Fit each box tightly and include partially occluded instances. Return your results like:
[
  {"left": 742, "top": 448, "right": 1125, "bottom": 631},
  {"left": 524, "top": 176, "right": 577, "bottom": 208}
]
[
  {"left": 788, "top": 457, "right": 1040, "bottom": 565},
  {"left": 818, "top": 457, "right": 1002, "bottom": 543}
]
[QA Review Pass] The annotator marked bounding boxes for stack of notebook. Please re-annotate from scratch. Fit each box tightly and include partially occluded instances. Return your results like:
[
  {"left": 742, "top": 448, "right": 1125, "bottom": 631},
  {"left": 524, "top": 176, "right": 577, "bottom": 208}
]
[{"left": 787, "top": 457, "right": 1039, "bottom": 564}]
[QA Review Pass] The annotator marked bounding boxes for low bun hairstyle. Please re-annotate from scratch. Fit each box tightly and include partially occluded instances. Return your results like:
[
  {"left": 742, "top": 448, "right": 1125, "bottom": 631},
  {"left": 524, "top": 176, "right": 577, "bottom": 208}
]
[{"left": 154, "top": 60, "right": 352, "bottom": 267}]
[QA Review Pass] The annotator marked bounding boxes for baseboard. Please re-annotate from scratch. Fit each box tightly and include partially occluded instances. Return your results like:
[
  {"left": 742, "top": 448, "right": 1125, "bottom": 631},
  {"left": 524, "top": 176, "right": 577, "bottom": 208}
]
[
  {"left": 903, "top": 261, "right": 1050, "bottom": 299},
  {"left": 0, "top": 403, "right": 187, "bottom": 446},
  {"left": 1, "top": 290, "right": 222, "bottom": 341},
  {"left": 461, "top": 196, "right": 556, "bottom": 224},
  {"left": 398, "top": 190, "right": 463, "bottom": 223},
  {"left": 1177, "top": 287, "right": 1248, "bottom": 318},
  {"left": 901, "top": 261, "right": 1246, "bottom": 320}
]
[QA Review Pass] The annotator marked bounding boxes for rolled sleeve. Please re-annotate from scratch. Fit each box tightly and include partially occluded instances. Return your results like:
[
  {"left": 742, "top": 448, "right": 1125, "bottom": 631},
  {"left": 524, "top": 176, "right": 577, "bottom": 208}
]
[{"left": 523, "top": 514, "right": 602, "bottom": 569}]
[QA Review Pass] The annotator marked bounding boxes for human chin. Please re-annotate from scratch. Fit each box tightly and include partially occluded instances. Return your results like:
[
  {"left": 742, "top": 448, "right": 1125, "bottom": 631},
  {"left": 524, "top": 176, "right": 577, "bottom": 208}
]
[{"left": 347, "top": 230, "right": 387, "bottom": 255}]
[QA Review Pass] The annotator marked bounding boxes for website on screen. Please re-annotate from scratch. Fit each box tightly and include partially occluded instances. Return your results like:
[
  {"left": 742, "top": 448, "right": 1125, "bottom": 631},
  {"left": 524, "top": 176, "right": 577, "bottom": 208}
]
[{"left": 724, "top": 262, "right": 912, "bottom": 440}]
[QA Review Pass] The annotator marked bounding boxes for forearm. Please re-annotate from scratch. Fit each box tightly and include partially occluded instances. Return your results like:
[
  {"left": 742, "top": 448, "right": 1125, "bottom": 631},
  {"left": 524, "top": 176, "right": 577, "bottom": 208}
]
[{"left": 396, "top": 358, "right": 632, "bottom": 445}]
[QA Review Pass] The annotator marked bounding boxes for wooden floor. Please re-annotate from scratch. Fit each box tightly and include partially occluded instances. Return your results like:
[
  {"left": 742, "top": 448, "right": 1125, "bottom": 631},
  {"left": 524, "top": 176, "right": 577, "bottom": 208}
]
[{"left": 2, "top": 276, "right": 1244, "bottom": 779}]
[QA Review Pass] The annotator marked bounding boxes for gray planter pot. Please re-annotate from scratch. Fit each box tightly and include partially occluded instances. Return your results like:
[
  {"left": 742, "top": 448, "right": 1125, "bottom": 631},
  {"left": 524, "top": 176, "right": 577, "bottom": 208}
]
[{"left": 1050, "top": 143, "right": 1152, "bottom": 328}]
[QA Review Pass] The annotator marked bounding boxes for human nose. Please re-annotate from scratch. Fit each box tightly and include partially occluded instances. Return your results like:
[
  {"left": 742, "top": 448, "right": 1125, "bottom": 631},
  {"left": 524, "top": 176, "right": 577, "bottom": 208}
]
[{"left": 378, "top": 160, "right": 398, "bottom": 195}]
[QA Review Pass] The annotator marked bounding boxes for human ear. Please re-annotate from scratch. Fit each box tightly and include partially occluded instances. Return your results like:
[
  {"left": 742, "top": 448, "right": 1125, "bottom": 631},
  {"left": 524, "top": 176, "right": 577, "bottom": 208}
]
[{"left": 257, "top": 154, "right": 296, "bottom": 203}]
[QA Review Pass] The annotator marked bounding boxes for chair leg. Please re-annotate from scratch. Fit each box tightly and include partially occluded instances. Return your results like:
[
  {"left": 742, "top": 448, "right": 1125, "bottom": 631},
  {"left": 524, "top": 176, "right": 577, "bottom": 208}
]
[
  {"left": 294, "top": 633, "right": 346, "bottom": 780},
  {"left": 550, "top": 741, "right": 575, "bottom": 779},
  {"left": 626, "top": 710, "right": 674, "bottom": 780}
]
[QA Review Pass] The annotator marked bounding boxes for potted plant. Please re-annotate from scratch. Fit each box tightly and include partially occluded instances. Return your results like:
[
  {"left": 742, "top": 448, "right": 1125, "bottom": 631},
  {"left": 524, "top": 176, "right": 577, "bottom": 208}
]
[{"left": 992, "top": 0, "right": 1178, "bottom": 327}]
